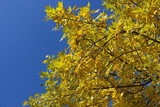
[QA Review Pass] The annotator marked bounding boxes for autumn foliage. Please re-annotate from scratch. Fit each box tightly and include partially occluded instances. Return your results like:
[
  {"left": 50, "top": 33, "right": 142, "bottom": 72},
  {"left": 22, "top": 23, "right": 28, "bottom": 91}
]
[{"left": 24, "top": 0, "right": 160, "bottom": 106}]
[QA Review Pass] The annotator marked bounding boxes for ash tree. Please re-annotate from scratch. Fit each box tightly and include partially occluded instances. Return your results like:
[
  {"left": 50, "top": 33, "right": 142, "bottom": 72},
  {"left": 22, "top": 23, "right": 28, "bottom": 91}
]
[{"left": 24, "top": 0, "right": 160, "bottom": 106}]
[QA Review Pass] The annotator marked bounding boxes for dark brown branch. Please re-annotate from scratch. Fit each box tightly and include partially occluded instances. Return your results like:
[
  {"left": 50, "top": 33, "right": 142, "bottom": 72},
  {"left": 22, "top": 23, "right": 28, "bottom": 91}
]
[
  {"left": 140, "top": 34, "right": 160, "bottom": 44},
  {"left": 63, "top": 17, "right": 108, "bottom": 29},
  {"left": 106, "top": 49, "right": 153, "bottom": 78},
  {"left": 91, "top": 36, "right": 115, "bottom": 58},
  {"left": 130, "top": 0, "right": 141, "bottom": 8},
  {"left": 63, "top": 13, "right": 160, "bottom": 44},
  {"left": 72, "top": 35, "right": 108, "bottom": 71},
  {"left": 126, "top": 86, "right": 144, "bottom": 94},
  {"left": 92, "top": 78, "right": 152, "bottom": 90},
  {"left": 100, "top": 49, "right": 139, "bottom": 73},
  {"left": 82, "top": 38, "right": 97, "bottom": 46},
  {"left": 103, "top": 76, "right": 115, "bottom": 87},
  {"left": 135, "top": 47, "right": 144, "bottom": 64},
  {"left": 72, "top": 35, "right": 114, "bottom": 71},
  {"left": 127, "top": 30, "right": 160, "bottom": 44}
]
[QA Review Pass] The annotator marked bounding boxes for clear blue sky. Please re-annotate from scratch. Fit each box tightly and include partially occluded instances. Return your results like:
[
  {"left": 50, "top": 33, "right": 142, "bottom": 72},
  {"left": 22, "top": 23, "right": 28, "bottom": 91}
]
[{"left": 0, "top": 0, "right": 104, "bottom": 107}]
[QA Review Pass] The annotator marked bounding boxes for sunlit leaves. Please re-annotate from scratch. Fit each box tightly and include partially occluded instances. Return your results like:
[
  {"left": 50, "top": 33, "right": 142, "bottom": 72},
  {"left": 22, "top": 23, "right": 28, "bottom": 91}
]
[{"left": 24, "top": 1, "right": 160, "bottom": 107}]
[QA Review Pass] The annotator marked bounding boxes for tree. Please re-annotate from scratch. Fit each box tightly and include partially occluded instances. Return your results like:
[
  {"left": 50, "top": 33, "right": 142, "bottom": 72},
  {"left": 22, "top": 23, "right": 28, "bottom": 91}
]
[{"left": 23, "top": 0, "right": 160, "bottom": 106}]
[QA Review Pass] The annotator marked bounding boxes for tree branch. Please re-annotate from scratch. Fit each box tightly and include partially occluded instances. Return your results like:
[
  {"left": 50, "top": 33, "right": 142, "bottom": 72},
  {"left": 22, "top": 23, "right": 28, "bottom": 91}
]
[{"left": 92, "top": 78, "right": 152, "bottom": 90}]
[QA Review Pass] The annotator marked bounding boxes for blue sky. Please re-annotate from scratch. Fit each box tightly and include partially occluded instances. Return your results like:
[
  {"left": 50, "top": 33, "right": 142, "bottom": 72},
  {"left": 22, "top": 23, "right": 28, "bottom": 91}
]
[{"left": 0, "top": 0, "right": 104, "bottom": 107}]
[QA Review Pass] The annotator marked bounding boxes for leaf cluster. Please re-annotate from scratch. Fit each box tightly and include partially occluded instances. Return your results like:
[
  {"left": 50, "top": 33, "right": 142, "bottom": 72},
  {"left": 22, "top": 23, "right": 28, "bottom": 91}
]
[{"left": 24, "top": 1, "right": 160, "bottom": 107}]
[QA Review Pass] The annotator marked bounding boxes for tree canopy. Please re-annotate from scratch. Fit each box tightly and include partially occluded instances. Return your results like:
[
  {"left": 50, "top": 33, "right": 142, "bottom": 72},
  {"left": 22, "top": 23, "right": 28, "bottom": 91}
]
[{"left": 24, "top": 0, "right": 160, "bottom": 106}]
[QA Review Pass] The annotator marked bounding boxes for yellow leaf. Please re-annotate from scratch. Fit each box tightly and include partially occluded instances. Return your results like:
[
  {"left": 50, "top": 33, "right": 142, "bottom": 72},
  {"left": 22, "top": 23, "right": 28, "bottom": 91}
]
[
  {"left": 57, "top": 2, "right": 63, "bottom": 9},
  {"left": 87, "top": 2, "right": 90, "bottom": 7},
  {"left": 108, "top": 27, "right": 114, "bottom": 33},
  {"left": 23, "top": 101, "right": 29, "bottom": 106},
  {"left": 56, "top": 2, "right": 64, "bottom": 12}
]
